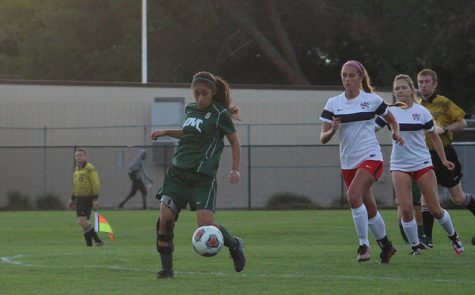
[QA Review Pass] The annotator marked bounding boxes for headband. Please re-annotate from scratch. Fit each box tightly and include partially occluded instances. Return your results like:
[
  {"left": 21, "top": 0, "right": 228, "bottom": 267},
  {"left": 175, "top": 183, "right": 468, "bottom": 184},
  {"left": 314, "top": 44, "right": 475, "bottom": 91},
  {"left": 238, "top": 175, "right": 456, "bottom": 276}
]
[
  {"left": 192, "top": 73, "right": 217, "bottom": 87},
  {"left": 343, "top": 60, "right": 365, "bottom": 75}
]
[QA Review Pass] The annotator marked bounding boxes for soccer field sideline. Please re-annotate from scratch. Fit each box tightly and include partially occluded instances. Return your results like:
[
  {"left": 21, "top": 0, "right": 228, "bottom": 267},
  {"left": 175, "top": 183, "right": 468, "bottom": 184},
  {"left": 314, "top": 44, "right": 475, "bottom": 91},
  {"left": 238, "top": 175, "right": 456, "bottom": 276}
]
[{"left": 1, "top": 209, "right": 474, "bottom": 294}]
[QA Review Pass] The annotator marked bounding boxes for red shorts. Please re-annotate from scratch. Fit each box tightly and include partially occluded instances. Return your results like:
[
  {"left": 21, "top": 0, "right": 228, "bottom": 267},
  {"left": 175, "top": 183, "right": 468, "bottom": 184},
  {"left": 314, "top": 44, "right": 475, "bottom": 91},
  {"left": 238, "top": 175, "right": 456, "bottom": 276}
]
[
  {"left": 341, "top": 160, "right": 384, "bottom": 188},
  {"left": 392, "top": 166, "right": 434, "bottom": 181}
]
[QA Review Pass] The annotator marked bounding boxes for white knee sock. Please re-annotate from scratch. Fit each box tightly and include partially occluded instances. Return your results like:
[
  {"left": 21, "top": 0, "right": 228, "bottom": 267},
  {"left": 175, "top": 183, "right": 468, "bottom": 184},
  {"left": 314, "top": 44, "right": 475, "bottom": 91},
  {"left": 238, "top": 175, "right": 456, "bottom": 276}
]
[
  {"left": 402, "top": 218, "right": 420, "bottom": 246},
  {"left": 437, "top": 209, "right": 455, "bottom": 236},
  {"left": 368, "top": 211, "right": 387, "bottom": 240},
  {"left": 352, "top": 204, "right": 369, "bottom": 246}
]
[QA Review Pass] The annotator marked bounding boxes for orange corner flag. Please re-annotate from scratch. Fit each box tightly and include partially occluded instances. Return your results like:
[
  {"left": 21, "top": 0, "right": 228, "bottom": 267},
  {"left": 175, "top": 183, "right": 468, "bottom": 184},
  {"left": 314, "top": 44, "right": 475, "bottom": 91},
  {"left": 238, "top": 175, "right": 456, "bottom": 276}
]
[{"left": 94, "top": 211, "right": 114, "bottom": 240}]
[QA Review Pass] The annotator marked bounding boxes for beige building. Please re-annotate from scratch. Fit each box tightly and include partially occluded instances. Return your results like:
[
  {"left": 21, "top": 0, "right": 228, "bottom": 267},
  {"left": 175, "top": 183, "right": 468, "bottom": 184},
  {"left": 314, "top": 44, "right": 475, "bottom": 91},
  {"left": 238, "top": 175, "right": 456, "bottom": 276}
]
[{"left": 0, "top": 80, "right": 395, "bottom": 209}]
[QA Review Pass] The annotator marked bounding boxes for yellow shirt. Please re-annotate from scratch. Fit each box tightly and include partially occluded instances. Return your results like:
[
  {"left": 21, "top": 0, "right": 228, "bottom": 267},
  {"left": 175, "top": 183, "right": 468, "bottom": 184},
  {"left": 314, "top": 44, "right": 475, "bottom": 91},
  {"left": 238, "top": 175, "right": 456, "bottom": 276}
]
[
  {"left": 418, "top": 94, "right": 465, "bottom": 150},
  {"left": 73, "top": 162, "right": 100, "bottom": 197}
]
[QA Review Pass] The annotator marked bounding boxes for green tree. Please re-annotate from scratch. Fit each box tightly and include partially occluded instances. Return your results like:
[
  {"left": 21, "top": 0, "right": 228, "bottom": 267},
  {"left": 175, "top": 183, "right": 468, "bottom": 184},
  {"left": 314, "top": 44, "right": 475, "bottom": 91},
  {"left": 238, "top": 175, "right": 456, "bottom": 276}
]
[
  {"left": 0, "top": 0, "right": 140, "bottom": 81},
  {"left": 0, "top": 0, "right": 473, "bottom": 113}
]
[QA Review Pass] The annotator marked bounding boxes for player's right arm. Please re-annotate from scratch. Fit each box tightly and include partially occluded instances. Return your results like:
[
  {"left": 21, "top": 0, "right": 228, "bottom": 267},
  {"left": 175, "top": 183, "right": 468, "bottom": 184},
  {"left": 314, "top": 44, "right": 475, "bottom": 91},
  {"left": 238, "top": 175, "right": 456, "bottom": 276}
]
[
  {"left": 150, "top": 129, "right": 184, "bottom": 140},
  {"left": 320, "top": 117, "right": 340, "bottom": 144}
]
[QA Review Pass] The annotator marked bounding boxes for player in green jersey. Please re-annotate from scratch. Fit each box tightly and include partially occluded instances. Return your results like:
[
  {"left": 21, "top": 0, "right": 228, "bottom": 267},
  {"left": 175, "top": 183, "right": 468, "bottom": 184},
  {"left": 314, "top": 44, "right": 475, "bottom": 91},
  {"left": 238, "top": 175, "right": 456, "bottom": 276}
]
[{"left": 150, "top": 71, "right": 245, "bottom": 278}]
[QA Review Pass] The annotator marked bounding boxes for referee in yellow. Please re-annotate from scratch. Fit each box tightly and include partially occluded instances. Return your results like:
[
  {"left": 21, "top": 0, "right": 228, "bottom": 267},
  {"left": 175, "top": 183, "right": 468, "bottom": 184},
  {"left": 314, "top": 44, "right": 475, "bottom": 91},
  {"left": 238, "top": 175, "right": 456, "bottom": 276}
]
[
  {"left": 417, "top": 69, "right": 475, "bottom": 247},
  {"left": 67, "top": 148, "right": 104, "bottom": 247}
]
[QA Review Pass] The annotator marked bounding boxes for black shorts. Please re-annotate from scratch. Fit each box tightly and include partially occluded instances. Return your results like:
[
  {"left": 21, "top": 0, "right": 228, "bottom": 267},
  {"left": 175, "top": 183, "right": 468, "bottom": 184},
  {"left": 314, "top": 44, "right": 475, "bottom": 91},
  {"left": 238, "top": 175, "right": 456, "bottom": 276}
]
[
  {"left": 429, "top": 145, "right": 463, "bottom": 188},
  {"left": 75, "top": 196, "right": 96, "bottom": 219},
  {"left": 157, "top": 166, "right": 217, "bottom": 212}
]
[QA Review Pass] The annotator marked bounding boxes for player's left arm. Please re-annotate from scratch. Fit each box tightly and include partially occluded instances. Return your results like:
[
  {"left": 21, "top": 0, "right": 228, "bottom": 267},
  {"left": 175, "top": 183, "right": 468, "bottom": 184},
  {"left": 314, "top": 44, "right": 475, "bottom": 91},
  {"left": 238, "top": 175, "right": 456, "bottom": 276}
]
[
  {"left": 89, "top": 167, "right": 101, "bottom": 208},
  {"left": 226, "top": 132, "right": 241, "bottom": 184},
  {"left": 374, "top": 116, "right": 388, "bottom": 132},
  {"left": 445, "top": 119, "right": 467, "bottom": 133},
  {"left": 443, "top": 100, "right": 467, "bottom": 133},
  {"left": 427, "top": 130, "right": 455, "bottom": 170},
  {"left": 144, "top": 171, "right": 154, "bottom": 184},
  {"left": 141, "top": 164, "right": 154, "bottom": 184}
]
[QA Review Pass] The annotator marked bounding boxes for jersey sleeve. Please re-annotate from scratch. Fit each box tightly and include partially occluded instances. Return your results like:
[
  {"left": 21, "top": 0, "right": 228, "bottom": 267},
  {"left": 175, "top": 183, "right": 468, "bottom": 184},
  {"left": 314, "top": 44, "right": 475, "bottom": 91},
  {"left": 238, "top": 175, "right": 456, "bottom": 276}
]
[
  {"left": 319, "top": 99, "right": 334, "bottom": 123},
  {"left": 374, "top": 94, "right": 389, "bottom": 116},
  {"left": 447, "top": 100, "right": 466, "bottom": 122},
  {"left": 87, "top": 164, "right": 101, "bottom": 197},
  {"left": 184, "top": 104, "right": 193, "bottom": 118},
  {"left": 421, "top": 107, "right": 435, "bottom": 131},
  {"left": 218, "top": 110, "right": 236, "bottom": 135},
  {"left": 375, "top": 116, "right": 388, "bottom": 130}
]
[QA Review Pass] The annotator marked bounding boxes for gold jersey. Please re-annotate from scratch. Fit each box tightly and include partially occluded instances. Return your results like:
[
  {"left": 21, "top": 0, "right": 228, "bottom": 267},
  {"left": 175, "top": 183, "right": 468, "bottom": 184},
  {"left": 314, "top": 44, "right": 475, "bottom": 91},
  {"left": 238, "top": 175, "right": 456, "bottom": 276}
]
[
  {"left": 418, "top": 94, "right": 465, "bottom": 150},
  {"left": 73, "top": 162, "right": 100, "bottom": 197}
]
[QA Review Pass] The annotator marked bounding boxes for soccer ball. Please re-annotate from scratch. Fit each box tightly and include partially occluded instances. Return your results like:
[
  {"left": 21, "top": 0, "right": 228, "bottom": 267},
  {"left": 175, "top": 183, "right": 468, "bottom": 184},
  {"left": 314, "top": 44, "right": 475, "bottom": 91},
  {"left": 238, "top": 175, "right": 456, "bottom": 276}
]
[{"left": 192, "top": 225, "right": 224, "bottom": 257}]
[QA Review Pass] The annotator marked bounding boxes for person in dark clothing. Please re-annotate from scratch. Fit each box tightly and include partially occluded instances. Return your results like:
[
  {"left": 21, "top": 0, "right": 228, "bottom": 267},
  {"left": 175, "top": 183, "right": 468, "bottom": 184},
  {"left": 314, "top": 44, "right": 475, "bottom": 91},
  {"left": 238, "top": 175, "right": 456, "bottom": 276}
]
[{"left": 118, "top": 149, "right": 154, "bottom": 209}]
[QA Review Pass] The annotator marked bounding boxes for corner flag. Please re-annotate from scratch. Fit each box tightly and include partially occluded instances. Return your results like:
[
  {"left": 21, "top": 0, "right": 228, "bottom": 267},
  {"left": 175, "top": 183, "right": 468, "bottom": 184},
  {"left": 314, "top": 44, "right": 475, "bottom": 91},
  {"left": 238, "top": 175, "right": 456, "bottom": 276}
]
[{"left": 94, "top": 211, "right": 114, "bottom": 240}]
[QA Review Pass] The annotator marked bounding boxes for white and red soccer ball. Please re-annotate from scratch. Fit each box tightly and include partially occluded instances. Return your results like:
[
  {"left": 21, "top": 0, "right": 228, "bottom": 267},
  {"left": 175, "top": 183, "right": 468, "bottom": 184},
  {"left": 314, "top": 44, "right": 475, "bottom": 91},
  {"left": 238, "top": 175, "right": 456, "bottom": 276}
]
[{"left": 192, "top": 225, "right": 224, "bottom": 257}]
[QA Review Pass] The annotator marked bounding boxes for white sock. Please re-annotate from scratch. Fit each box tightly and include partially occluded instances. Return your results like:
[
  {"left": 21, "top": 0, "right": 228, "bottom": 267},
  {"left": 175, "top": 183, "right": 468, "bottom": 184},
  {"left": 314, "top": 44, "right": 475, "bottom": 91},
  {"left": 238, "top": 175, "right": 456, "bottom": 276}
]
[
  {"left": 368, "top": 211, "right": 387, "bottom": 240},
  {"left": 352, "top": 204, "right": 369, "bottom": 246},
  {"left": 402, "top": 218, "right": 420, "bottom": 246},
  {"left": 437, "top": 209, "right": 455, "bottom": 236}
]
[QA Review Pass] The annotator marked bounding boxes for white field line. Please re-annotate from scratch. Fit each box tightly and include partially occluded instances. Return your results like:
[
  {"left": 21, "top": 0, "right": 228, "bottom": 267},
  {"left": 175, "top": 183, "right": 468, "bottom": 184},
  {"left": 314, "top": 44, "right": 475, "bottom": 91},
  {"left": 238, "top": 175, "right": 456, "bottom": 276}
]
[
  {"left": 1, "top": 255, "right": 32, "bottom": 267},
  {"left": 3, "top": 254, "right": 475, "bottom": 286}
]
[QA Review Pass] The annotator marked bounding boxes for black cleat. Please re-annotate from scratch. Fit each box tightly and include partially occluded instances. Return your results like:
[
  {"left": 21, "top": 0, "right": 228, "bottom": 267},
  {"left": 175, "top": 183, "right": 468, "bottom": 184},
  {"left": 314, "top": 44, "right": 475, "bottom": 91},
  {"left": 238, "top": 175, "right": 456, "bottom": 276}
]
[
  {"left": 229, "top": 237, "right": 246, "bottom": 272},
  {"left": 156, "top": 269, "right": 174, "bottom": 279},
  {"left": 449, "top": 233, "right": 464, "bottom": 256},
  {"left": 95, "top": 240, "right": 104, "bottom": 247},
  {"left": 410, "top": 243, "right": 426, "bottom": 256},
  {"left": 420, "top": 235, "right": 434, "bottom": 249},
  {"left": 379, "top": 242, "right": 396, "bottom": 263}
]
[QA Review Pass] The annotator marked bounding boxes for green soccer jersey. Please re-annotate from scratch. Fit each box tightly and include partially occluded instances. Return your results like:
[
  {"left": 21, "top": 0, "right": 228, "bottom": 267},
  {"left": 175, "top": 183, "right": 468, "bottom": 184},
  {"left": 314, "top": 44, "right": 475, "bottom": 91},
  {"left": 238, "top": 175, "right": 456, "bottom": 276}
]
[{"left": 171, "top": 102, "right": 236, "bottom": 177}]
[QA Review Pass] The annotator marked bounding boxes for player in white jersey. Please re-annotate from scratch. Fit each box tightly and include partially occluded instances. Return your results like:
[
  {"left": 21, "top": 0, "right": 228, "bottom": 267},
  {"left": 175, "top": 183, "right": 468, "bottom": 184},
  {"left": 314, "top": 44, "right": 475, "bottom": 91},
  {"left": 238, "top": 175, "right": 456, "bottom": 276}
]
[
  {"left": 320, "top": 60, "right": 402, "bottom": 263},
  {"left": 375, "top": 74, "right": 464, "bottom": 256}
]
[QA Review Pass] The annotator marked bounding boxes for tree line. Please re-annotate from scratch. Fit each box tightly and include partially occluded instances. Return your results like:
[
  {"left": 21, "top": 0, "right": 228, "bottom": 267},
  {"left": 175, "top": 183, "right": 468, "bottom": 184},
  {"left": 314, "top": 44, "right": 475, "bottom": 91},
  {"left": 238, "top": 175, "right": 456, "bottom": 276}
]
[{"left": 0, "top": 0, "right": 473, "bottom": 113}]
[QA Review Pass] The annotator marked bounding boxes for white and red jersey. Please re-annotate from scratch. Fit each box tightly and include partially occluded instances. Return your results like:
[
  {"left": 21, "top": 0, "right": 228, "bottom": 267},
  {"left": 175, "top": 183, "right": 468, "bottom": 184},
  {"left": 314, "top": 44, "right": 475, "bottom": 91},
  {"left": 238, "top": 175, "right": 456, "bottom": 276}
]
[
  {"left": 375, "top": 103, "right": 434, "bottom": 172},
  {"left": 320, "top": 91, "right": 388, "bottom": 169}
]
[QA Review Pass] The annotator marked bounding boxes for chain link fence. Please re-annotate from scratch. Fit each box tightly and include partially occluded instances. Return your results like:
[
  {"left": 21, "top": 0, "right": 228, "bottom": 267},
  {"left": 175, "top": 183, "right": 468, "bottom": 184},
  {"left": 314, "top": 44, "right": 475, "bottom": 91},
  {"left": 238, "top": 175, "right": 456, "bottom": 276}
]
[{"left": 0, "top": 124, "right": 474, "bottom": 209}]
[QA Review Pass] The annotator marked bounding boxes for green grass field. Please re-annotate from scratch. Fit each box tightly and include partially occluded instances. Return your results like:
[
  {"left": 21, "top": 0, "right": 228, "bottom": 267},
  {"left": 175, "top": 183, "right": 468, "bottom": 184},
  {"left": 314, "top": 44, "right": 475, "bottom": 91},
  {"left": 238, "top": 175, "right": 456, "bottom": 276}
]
[{"left": 1, "top": 209, "right": 474, "bottom": 294}]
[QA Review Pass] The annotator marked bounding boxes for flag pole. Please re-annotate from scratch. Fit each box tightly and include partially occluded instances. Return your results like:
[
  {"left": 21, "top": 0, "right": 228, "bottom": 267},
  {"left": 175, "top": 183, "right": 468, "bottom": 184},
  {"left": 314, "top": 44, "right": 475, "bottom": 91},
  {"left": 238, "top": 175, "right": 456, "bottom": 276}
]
[
  {"left": 94, "top": 210, "right": 99, "bottom": 232},
  {"left": 141, "top": 0, "right": 148, "bottom": 84}
]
